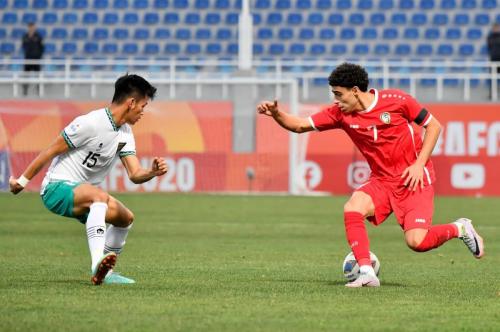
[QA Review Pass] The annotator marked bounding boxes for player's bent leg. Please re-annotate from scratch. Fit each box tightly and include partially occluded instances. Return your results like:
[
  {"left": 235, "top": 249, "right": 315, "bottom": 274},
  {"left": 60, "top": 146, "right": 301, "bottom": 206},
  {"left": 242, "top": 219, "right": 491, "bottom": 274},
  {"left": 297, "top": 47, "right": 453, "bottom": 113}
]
[
  {"left": 405, "top": 228, "right": 429, "bottom": 251},
  {"left": 406, "top": 224, "right": 459, "bottom": 252},
  {"left": 454, "top": 218, "right": 484, "bottom": 258}
]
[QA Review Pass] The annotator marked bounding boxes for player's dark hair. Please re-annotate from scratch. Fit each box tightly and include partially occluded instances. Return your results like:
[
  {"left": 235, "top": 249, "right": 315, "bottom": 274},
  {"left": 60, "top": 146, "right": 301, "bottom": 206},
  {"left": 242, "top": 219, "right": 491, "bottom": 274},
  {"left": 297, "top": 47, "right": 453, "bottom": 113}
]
[
  {"left": 328, "top": 63, "right": 369, "bottom": 92},
  {"left": 112, "top": 73, "right": 157, "bottom": 104}
]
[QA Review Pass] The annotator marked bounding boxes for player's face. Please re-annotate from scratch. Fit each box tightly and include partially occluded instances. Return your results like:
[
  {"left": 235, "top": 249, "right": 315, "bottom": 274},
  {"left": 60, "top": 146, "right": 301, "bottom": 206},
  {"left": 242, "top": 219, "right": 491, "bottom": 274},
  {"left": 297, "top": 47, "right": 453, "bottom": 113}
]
[
  {"left": 331, "top": 86, "right": 359, "bottom": 113},
  {"left": 126, "top": 97, "right": 149, "bottom": 125}
]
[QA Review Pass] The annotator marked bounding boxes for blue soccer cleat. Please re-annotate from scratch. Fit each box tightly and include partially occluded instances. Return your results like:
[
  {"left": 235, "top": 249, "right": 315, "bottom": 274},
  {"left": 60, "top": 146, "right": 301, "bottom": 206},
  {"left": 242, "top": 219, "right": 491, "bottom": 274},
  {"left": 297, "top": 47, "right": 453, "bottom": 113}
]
[
  {"left": 91, "top": 252, "right": 117, "bottom": 285},
  {"left": 104, "top": 272, "right": 136, "bottom": 284}
]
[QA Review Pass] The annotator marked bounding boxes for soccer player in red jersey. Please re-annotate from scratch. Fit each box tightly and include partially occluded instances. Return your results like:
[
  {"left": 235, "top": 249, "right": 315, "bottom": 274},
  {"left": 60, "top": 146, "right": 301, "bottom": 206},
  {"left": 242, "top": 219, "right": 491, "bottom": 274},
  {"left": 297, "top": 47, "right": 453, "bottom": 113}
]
[{"left": 257, "top": 63, "right": 484, "bottom": 287}]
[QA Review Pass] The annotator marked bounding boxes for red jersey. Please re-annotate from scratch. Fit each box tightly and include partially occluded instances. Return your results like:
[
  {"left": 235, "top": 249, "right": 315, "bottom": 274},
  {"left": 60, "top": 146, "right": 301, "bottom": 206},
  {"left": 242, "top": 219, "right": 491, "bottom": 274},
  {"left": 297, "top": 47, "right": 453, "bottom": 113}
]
[{"left": 309, "top": 89, "right": 435, "bottom": 185}]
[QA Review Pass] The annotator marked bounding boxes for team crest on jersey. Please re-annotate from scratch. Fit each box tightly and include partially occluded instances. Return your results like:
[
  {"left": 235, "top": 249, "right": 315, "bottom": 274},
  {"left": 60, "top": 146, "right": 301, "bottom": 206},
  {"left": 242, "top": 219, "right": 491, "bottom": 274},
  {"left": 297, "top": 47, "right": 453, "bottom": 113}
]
[
  {"left": 116, "top": 142, "right": 126, "bottom": 153},
  {"left": 380, "top": 112, "right": 391, "bottom": 124}
]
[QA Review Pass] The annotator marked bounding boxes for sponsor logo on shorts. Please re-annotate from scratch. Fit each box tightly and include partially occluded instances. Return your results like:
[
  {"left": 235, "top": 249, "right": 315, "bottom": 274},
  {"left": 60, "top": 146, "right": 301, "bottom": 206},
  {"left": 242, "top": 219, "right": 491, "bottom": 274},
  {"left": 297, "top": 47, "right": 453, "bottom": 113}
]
[{"left": 415, "top": 218, "right": 426, "bottom": 223}]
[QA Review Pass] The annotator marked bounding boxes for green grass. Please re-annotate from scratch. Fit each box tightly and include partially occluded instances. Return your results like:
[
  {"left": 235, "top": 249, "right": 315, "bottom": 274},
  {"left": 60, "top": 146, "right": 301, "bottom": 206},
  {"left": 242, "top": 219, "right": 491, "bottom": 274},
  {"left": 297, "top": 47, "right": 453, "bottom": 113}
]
[{"left": 0, "top": 193, "right": 499, "bottom": 331}]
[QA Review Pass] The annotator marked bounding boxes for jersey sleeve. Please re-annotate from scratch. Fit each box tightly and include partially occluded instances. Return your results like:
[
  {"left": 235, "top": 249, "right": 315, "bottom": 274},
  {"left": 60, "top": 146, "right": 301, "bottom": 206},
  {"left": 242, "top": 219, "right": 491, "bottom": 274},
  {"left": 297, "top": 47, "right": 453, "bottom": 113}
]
[
  {"left": 401, "top": 93, "right": 432, "bottom": 127},
  {"left": 308, "top": 106, "right": 342, "bottom": 131},
  {"left": 61, "top": 115, "right": 95, "bottom": 149},
  {"left": 119, "top": 126, "right": 136, "bottom": 158}
]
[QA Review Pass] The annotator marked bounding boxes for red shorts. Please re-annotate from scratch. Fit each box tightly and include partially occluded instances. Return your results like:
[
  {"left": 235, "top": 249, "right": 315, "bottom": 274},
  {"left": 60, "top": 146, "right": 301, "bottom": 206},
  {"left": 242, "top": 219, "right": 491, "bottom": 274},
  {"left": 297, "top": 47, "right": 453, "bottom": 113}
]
[{"left": 356, "top": 178, "right": 434, "bottom": 231}]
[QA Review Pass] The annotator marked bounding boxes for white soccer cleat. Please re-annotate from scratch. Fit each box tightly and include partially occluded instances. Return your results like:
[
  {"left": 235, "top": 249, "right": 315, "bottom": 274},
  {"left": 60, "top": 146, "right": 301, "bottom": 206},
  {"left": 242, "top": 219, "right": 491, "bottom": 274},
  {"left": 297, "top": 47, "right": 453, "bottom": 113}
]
[
  {"left": 456, "top": 218, "right": 484, "bottom": 259},
  {"left": 345, "top": 272, "right": 380, "bottom": 288}
]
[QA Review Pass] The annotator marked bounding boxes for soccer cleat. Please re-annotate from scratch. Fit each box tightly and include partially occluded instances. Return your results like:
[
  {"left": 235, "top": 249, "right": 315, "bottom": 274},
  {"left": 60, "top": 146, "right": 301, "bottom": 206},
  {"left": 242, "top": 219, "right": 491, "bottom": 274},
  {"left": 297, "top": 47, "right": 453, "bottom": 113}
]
[
  {"left": 91, "top": 252, "right": 117, "bottom": 285},
  {"left": 103, "top": 272, "right": 136, "bottom": 285},
  {"left": 345, "top": 272, "right": 380, "bottom": 288},
  {"left": 456, "top": 218, "right": 484, "bottom": 259}
]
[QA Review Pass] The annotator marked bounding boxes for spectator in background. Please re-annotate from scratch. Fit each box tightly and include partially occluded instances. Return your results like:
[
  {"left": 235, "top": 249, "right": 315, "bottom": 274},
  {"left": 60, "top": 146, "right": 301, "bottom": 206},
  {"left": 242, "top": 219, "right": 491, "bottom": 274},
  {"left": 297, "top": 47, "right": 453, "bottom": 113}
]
[{"left": 21, "top": 22, "right": 44, "bottom": 96}]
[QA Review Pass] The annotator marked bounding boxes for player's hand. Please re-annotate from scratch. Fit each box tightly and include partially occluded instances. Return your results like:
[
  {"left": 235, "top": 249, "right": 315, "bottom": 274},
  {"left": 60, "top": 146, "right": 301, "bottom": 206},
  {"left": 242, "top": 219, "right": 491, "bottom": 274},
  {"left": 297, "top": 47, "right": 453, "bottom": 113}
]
[
  {"left": 151, "top": 157, "right": 168, "bottom": 176},
  {"left": 401, "top": 163, "right": 425, "bottom": 191},
  {"left": 9, "top": 176, "right": 25, "bottom": 195},
  {"left": 257, "top": 100, "right": 279, "bottom": 117}
]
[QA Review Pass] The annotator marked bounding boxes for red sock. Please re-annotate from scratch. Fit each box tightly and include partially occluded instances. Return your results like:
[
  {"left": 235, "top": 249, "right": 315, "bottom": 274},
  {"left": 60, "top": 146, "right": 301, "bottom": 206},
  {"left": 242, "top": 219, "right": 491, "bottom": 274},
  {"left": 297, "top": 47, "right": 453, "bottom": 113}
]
[
  {"left": 415, "top": 224, "right": 459, "bottom": 252},
  {"left": 344, "top": 211, "right": 371, "bottom": 266}
]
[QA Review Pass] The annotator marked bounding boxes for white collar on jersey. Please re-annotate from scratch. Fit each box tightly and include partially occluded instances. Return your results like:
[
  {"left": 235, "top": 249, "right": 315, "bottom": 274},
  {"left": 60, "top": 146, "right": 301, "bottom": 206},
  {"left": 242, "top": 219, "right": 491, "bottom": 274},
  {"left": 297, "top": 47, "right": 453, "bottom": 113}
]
[{"left": 360, "top": 88, "right": 378, "bottom": 113}]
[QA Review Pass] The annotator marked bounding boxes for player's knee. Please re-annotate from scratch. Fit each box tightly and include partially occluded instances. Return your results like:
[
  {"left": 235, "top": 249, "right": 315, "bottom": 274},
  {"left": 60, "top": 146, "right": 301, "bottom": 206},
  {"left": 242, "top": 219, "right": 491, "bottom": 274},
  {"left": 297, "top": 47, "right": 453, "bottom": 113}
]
[
  {"left": 343, "top": 201, "right": 366, "bottom": 216},
  {"left": 92, "top": 190, "right": 110, "bottom": 204},
  {"left": 406, "top": 238, "right": 423, "bottom": 251},
  {"left": 126, "top": 211, "right": 134, "bottom": 226}
]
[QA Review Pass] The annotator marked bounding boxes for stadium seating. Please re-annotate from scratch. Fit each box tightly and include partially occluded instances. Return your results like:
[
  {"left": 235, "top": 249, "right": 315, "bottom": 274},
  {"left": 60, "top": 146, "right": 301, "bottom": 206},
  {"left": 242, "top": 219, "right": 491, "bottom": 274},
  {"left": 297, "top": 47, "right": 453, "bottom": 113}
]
[{"left": 0, "top": 0, "right": 494, "bottom": 61}]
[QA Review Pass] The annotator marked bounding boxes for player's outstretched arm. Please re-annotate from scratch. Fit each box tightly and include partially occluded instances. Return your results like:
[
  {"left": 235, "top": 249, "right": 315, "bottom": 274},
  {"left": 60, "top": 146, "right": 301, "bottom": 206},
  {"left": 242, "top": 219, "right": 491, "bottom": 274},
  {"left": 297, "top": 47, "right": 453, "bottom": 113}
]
[
  {"left": 10, "top": 135, "right": 70, "bottom": 194},
  {"left": 120, "top": 155, "right": 168, "bottom": 184},
  {"left": 257, "top": 100, "right": 313, "bottom": 133}
]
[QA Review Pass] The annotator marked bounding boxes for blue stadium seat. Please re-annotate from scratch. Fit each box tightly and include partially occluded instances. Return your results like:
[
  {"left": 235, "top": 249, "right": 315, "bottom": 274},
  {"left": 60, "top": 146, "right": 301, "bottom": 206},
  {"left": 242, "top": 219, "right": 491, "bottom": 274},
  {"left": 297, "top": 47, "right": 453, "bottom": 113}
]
[
  {"left": 403, "top": 27, "right": 419, "bottom": 39},
  {"left": 0, "top": 0, "right": 6, "bottom": 8},
  {"left": 286, "top": 13, "right": 302, "bottom": 25},
  {"left": 349, "top": 13, "right": 365, "bottom": 25},
  {"left": 154, "top": 0, "right": 168, "bottom": 8},
  {"left": 175, "top": 28, "right": 191, "bottom": 40},
  {"left": 164, "top": 13, "right": 179, "bottom": 24},
  {"left": 38, "top": 28, "right": 47, "bottom": 38},
  {"left": 432, "top": 14, "right": 448, "bottom": 25},
  {"left": 461, "top": 0, "right": 476, "bottom": 8},
  {"left": 310, "top": 44, "right": 326, "bottom": 55},
  {"left": 299, "top": 28, "right": 314, "bottom": 39},
  {"left": 226, "top": 13, "right": 238, "bottom": 25},
  {"left": 214, "top": 0, "right": 229, "bottom": 8},
  {"left": 51, "top": 28, "right": 67, "bottom": 39},
  {"left": 297, "top": 0, "right": 312, "bottom": 9},
  {"left": 164, "top": 43, "right": 180, "bottom": 55},
  {"left": 83, "top": 13, "right": 98, "bottom": 24},
  {"left": 185, "top": 13, "right": 200, "bottom": 25},
  {"left": 341, "top": 28, "right": 356, "bottom": 39},
  {"left": 2, "top": 13, "right": 18, "bottom": 25},
  {"left": 496, "top": 14, "right": 500, "bottom": 23},
  {"left": 411, "top": 13, "right": 427, "bottom": 25},
  {"left": 379, "top": 0, "right": 394, "bottom": 8},
  {"left": 337, "top": 0, "right": 352, "bottom": 9},
  {"left": 144, "top": 13, "right": 159, "bottom": 25},
  {"left": 255, "top": 0, "right": 270, "bottom": 8},
  {"left": 216, "top": 28, "right": 232, "bottom": 40},
  {"left": 113, "top": 28, "right": 129, "bottom": 39},
  {"left": 206, "top": 43, "right": 222, "bottom": 55},
  {"left": 73, "top": 0, "right": 89, "bottom": 9},
  {"left": 383, "top": 28, "right": 398, "bottom": 39},
  {"left": 454, "top": 13, "right": 469, "bottom": 25},
  {"left": 353, "top": 44, "right": 370, "bottom": 55},
  {"left": 424, "top": 28, "right": 440, "bottom": 40},
  {"left": 133, "top": 0, "right": 148, "bottom": 8},
  {"left": 53, "top": 0, "right": 68, "bottom": 8},
  {"left": 173, "top": 0, "right": 188, "bottom": 8},
  {"left": 113, "top": 0, "right": 128, "bottom": 8},
  {"left": 102, "top": 13, "right": 118, "bottom": 25},
  {"left": 252, "top": 13, "right": 262, "bottom": 25},
  {"left": 226, "top": 43, "right": 238, "bottom": 55},
  {"left": 14, "top": 0, "right": 28, "bottom": 9},
  {"left": 134, "top": 28, "right": 149, "bottom": 39},
  {"left": 459, "top": 44, "right": 474, "bottom": 56},
  {"left": 328, "top": 13, "right": 344, "bottom": 25},
  {"left": 84, "top": 42, "right": 98, "bottom": 54},
  {"left": 102, "top": 43, "right": 118, "bottom": 55},
  {"left": 186, "top": 43, "right": 201, "bottom": 55},
  {"left": 72, "top": 28, "right": 88, "bottom": 39},
  {"left": 308, "top": 13, "right": 324, "bottom": 25},
  {"left": 42, "top": 13, "right": 57, "bottom": 24},
  {"left": 154, "top": 28, "right": 170, "bottom": 39},
  {"left": 93, "top": 0, "right": 108, "bottom": 8},
  {"left": 62, "top": 13, "right": 77, "bottom": 24},
  {"left": 93, "top": 28, "right": 108, "bottom": 40},
  {"left": 395, "top": 44, "right": 411, "bottom": 56},
  {"left": 257, "top": 28, "right": 273, "bottom": 39},
  {"left": 33, "top": 0, "right": 49, "bottom": 9},
  {"left": 0, "top": 28, "right": 5, "bottom": 39},
  {"left": 467, "top": 28, "right": 482, "bottom": 40},
  {"left": 253, "top": 44, "right": 264, "bottom": 55},
  {"left": 278, "top": 28, "right": 293, "bottom": 39},
  {"left": 0, "top": 42, "right": 15, "bottom": 55},
  {"left": 43, "top": 42, "right": 56, "bottom": 55},
  {"left": 482, "top": 0, "right": 497, "bottom": 8},
  {"left": 195, "top": 28, "right": 211, "bottom": 40},
  {"left": 391, "top": 13, "right": 406, "bottom": 25},
  {"left": 375, "top": 44, "right": 390, "bottom": 55},
  {"left": 22, "top": 13, "right": 37, "bottom": 24},
  {"left": 437, "top": 44, "right": 453, "bottom": 56},
  {"left": 195, "top": 0, "right": 209, "bottom": 8},
  {"left": 474, "top": 14, "right": 490, "bottom": 25},
  {"left": 317, "top": 0, "right": 332, "bottom": 9},
  {"left": 123, "top": 13, "right": 139, "bottom": 24},
  {"left": 276, "top": 0, "right": 291, "bottom": 9},
  {"left": 289, "top": 43, "right": 306, "bottom": 55},
  {"left": 122, "top": 43, "right": 138, "bottom": 54},
  {"left": 420, "top": 0, "right": 435, "bottom": 9},
  {"left": 370, "top": 13, "right": 385, "bottom": 25},
  {"left": 416, "top": 44, "right": 433, "bottom": 56},
  {"left": 267, "top": 13, "right": 282, "bottom": 25},
  {"left": 205, "top": 13, "right": 221, "bottom": 25},
  {"left": 441, "top": 0, "right": 456, "bottom": 8},
  {"left": 319, "top": 28, "right": 335, "bottom": 39},
  {"left": 331, "top": 44, "right": 347, "bottom": 55},
  {"left": 399, "top": 0, "right": 414, "bottom": 8},
  {"left": 11, "top": 28, "right": 25, "bottom": 39},
  {"left": 362, "top": 27, "right": 377, "bottom": 39},
  {"left": 358, "top": 0, "right": 373, "bottom": 9},
  {"left": 446, "top": 28, "right": 461, "bottom": 39},
  {"left": 144, "top": 43, "right": 159, "bottom": 55}
]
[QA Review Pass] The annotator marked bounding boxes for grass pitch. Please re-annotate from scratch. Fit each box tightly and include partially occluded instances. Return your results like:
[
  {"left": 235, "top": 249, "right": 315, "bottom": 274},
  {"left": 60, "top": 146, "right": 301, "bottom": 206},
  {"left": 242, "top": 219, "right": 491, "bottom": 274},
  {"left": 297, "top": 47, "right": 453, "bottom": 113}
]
[{"left": 0, "top": 193, "right": 499, "bottom": 331}]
